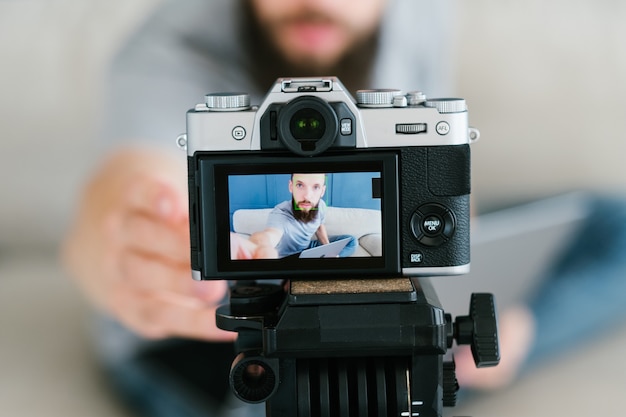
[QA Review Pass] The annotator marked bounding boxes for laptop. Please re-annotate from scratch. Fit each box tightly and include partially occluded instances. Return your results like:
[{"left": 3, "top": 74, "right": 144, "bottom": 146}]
[
  {"left": 431, "top": 192, "right": 590, "bottom": 317},
  {"left": 299, "top": 237, "right": 353, "bottom": 259}
]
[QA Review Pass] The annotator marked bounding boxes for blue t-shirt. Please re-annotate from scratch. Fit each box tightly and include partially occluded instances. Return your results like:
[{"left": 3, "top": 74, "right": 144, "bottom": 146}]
[{"left": 267, "top": 200, "right": 327, "bottom": 257}]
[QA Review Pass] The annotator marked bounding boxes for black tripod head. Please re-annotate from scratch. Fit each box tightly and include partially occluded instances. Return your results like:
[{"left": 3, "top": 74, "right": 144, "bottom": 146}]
[{"left": 217, "top": 277, "right": 499, "bottom": 417}]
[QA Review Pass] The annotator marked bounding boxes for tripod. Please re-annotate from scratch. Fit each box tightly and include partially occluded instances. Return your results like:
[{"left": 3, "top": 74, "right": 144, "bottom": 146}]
[{"left": 217, "top": 277, "right": 499, "bottom": 417}]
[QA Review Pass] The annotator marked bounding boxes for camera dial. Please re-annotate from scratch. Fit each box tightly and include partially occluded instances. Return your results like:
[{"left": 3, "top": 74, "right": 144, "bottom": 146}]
[
  {"left": 204, "top": 92, "right": 250, "bottom": 111},
  {"left": 356, "top": 88, "right": 403, "bottom": 108},
  {"left": 423, "top": 98, "right": 467, "bottom": 114}
]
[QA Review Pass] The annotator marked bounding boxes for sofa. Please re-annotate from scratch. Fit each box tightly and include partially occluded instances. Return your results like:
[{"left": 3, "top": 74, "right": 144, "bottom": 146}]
[{"left": 232, "top": 207, "right": 382, "bottom": 257}]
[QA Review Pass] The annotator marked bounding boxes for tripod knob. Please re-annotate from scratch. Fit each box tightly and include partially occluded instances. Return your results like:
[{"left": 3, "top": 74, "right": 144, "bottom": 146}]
[
  {"left": 442, "top": 360, "right": 459, "bottom": 407},
  {"left": 454, "top": 293, "right": 500, "bottom": 368}
]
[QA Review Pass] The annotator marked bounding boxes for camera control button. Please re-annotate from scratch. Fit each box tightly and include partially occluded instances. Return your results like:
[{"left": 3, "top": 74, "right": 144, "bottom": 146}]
[
  {"left": 410, "top": 252, "right": 424, "bottom": 264},
  {"left": 232, "top": 126, "right": 246, "bottom": 140},
  {"left": 392, "top": 95, "right": 408, "bottom": 107},
  {"left": 410, "top": 203, "right": 456, "bottom": 247},
  {"left": 422, "top": 214, "right": 444, "bottom": 236},
  {"left": 436, "top": 121, "right": 451, "bottom": 135},
  {"left": 340, "top": 118, "right": 352, "bottom": 135},
  {"left": 407, "top": 91, "right": 427, "bottom": 105}
]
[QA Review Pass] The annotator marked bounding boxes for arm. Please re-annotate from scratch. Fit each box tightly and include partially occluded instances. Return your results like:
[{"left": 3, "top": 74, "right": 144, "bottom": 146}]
[
  {"left": 231, "top": 231, "right": 279, "bottom": 259},
  {"left": 248, "top": 227, "right": 284, "bottom": 251},
  {"left": 315, "top": 224, "right": 330, "bottom": 245}
]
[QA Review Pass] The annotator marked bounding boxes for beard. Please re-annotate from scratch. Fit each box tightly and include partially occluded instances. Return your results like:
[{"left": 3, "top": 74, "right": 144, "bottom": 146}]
[
  {"left": 292, "top": 199, "right": 320, "bottom": 224},
  {"left": 242, "top": 3, "right": 380, "bottom": 94}
]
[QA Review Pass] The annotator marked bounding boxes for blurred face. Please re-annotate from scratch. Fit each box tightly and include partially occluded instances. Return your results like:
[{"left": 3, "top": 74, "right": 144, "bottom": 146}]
[
  {"left": 289, "top": 173, "right": 326, "bottom": 213},
  {"left": 249, "top": 0, "right": 388, "bottom": 71}
]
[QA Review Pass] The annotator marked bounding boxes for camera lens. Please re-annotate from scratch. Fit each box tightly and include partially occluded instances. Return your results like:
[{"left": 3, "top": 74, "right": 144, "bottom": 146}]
[
  {"left": 277, "top": 96, "right": 338, "bottom": 156},
  {"left": 290, "top": 108, "right": 326, "bottom": 140}
]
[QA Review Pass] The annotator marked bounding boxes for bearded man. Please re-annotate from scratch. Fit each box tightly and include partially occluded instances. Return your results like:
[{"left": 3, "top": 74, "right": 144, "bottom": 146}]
[{"left": 249, "top": 173, "right": 357, "bottom": 258}]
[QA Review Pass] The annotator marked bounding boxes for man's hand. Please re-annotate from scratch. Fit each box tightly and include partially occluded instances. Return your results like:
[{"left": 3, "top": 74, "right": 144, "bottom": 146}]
[
  {"left": 62, "top": 148, "right": 234, "bottom": 341},
  {"left": 230, "top": 233, "right": 279, "bottom": 260},
  {"left": 246, "top": 228, "right": 283, "bottom": 258}
]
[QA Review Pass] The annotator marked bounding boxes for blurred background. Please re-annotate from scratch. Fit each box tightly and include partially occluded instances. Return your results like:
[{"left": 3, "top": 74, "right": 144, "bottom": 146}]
[{"left": 1, "top": 1, "right": 625, "bottom": 416}]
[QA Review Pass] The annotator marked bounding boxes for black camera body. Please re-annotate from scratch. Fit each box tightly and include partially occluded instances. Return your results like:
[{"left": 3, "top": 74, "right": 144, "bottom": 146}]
[{"left": 181, "top": 77, "right": 479, "bottom": 281}]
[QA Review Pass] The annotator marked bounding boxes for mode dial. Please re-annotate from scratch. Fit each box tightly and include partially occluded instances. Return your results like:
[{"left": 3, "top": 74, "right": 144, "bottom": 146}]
[
  {"left": 424, "top": 98, "right": 467, "bottom": 114},
  {"left": 356, "top": 89, "right": 403, "bottom": 108},
  {"left": 205, "top": 92, "right": 250, "bottom": 111}
]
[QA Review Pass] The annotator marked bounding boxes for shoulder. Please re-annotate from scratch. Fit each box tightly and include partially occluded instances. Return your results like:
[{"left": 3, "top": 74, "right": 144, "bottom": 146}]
[
  {"left": 113, "top": 1, "right": 246, "bottom": 76},
  {"left": 102, "top": 0, "right": 260, "bottom": 145},
  {"left": 372, "top": 0, "right": 455, "bottom": 95},
  {"left": 318, "top": 200, "right": 328, "bottom": 221},
  {"left": 269, "top": 201, "right": 293, "bottom": 218},
  {"left": 267, "top": 201, "right": 294, "bottom": 228}
]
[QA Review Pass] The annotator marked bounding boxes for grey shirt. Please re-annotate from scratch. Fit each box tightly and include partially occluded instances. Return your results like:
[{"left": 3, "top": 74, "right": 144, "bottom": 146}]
[
  {"left": 267, "top": 200, "right": 327, "bottom": 257},
  {"left": 102, "top": 0, "right": 456, "bottom": 148}
]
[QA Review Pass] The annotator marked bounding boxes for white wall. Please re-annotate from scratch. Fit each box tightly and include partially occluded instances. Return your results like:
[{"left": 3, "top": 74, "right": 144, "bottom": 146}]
[
  {"left": 1, "top": 0, "right": 625, "bottom": 246},
  {"left": 0, "top": 1, "right": 159, "bottom": 246},
  {"left": 457, "top": 1, "right": 626, "bottom": 210}
]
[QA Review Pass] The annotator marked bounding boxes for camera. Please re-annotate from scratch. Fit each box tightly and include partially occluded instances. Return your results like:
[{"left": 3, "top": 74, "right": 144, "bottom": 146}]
[
  {"left": 179, "top": 77, "right": 480, "bottom": 281},
  {"left": 178, "top": 77, "right": 497, "bottom": 417}
]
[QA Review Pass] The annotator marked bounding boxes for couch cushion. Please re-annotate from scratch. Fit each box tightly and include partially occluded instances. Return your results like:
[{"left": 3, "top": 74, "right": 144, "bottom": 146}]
[
  {"left": 359, "top": 233, "right": 382, "bottom": 257},
  {"left": 232, "top": 207, "right": 381, "bottom": 238}
]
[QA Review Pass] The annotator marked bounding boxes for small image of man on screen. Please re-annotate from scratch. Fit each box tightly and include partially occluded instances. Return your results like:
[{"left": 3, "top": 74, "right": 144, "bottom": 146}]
[{"left": 247, "top": 173, "right": 357, "bottom": 258}]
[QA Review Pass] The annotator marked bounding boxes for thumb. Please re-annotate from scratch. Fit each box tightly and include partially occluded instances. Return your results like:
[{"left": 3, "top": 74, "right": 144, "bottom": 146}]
[{"left": 191, "top": 279, "right": 230, "bottom": 304}]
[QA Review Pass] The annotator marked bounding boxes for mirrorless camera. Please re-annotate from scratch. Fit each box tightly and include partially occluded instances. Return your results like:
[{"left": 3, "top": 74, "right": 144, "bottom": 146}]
[
  {"left": 178, "top": 78, "right": 498, "bottom": 417},
  {"left": 179, "top": 77, "right": 480, "bottom": 281}
]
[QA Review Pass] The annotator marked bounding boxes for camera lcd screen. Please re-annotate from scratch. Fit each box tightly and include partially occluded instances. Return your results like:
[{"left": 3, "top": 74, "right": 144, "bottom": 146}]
[
  {"left": 204, "top": 153, "right": 400, "bottom": 278},
  {"left": 228, "top": 171, "right": 381, "bottom": 260}
]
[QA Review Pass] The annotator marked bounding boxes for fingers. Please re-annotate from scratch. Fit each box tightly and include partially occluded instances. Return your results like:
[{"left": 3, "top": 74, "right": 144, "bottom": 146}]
[
  {"left": 230, "top": 232, "right": 279, "bottom": 260},
  {"left": 118, "top": 251, "right": 227, "bottom": 304},
  {"left": 230, "top": 233, "right": 256, "bottom": 259},
  {"left": 118, "top": 250, "right": 193, "bottom": 293},
  {"left": 105, "top": 173, "right": 190, "bottom": 265},
  {"left": 120, "top": 212, "right": 190, "bottom": 264},
  {"left": 254, "top": 245, "right": 279, "bottom": 259},
  {"left": 109, "top": 285, "right": 236, "bottom": 342},
  {"left": 110, "top": 247, "right": 233, "bottom": 342},
  {"left": 125, "top": 173, "right": 188, "bottom": 223}
]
